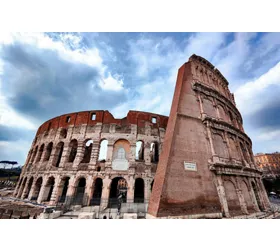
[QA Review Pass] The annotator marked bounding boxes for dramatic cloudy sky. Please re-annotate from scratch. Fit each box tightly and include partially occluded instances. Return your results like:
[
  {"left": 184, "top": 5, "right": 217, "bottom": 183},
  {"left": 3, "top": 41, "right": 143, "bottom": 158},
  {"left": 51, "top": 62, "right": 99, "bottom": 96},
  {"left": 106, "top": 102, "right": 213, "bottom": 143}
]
[{"left": 0, "top": 32, "right": 280, "bottom": 165}]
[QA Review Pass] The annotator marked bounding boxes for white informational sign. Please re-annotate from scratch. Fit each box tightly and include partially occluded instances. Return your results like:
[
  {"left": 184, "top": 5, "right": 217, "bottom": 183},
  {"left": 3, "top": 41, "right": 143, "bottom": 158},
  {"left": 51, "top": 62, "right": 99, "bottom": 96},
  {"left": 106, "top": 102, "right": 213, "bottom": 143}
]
[{"left": 184, "top": 161, "right": 197, "bottom": 171}]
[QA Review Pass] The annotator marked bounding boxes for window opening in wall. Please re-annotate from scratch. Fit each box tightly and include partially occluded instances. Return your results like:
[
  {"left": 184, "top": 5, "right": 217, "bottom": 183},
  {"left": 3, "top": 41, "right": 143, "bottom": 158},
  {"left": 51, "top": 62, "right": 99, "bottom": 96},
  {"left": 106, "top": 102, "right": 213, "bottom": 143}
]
[
  {"left": 136, "top": 141, "right": 144, "bottom": 161},
  {"left": 44, "top": 142, "right": 53, "bottom": 161},
  {"left": 117, "top": 147, "right": 126, "bottom": 159},
  {"left": 81, "top": 140, "right": 93, "bottom": 163},
  {"left": 53, "top": 142, "right": 64, "bottom": 168},
  {"left": 98, "top": 140, "right": 108, "bottom": 161},
  {"left": 60, "top": 128, "right": 67, "bottom": 138},
  {"left": 91, "top": 113, "right": 96, "bottom": 120},
  {"left": 68, "top": 140, "right": 78, "bottom": 163},
  {"left": 152, "top": 117, "right": 157, "bottom": 124},
  {"left": 66, "top": 116, "right": 71, "bottom": 123},
  {"left": 150, "top": 142, "right": 159, "bottom": 163}
]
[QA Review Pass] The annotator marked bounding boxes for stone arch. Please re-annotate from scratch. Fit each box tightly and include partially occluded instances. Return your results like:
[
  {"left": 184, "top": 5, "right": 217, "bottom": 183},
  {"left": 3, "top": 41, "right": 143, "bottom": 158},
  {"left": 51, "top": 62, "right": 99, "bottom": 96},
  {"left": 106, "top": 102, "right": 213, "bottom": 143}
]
[
  {"left": 73, "top": 177, "right": 87, "bottom": 205},
  {"left": 68, "top": 139, "right": 78, "bottom": 163},
  {"left": 57, "top": 176, "right": 70, "bottom": 203},
  {"left": 41, "top": 176, "right": 55, "bottom": 202},
  {"left": 136, "top": 140, "right": 144, "bottom": 161},
  {"left": 17, "top": 177, "right": 27, "bottom": 198},
  {"left": 36, "top": 144, "right": 45, "bottom": 163},
  {"left": 240, "top": 141, "right": 250, "bottom": 164},
  {"left": 223, "top": 179, "right": 242, "bottom": 216},
  {"left": 228, "top": 135, "right": 240, "bottom": 160},
  {"left": 98, "top": 139, "right": 108, "bottom": 161},
  {"left": 23, "top": 177, "right": 34, "bottom": 199},
  {"left": 32, "top": 177, "right": 43, "bottom": 201},
  {"left": 81, "top": 139, "right": 93, "bottom": 163},
  {"left": 91, "top": 178, "right": 103, "bottom": 205},
  {"left": 212, "top": 132, "right": 229, "bottom": 159},
  {"left": 202, "top": 96, "right": 217, "bottom": 118},
  {"left": 26, "top": 149, "right": 33, "bottom": 165},
  {"left": 150, "top": 141, "right": 159, "bottom": 163},
  {"left": 112, "top": 139, "right": 130, "bottom": 170},
  {"left": 134, "top": 178, "right": 145, "bottom": 203},
  {"left": 52, "top": 142, "right": 64, "bottom": 168},
  {"left": 44, "top": 142, "right": 53, "bottom": 161},
  {"left": 109, "top": 177, "right": 128, "bottom": 207},
  {"left": 251, "top": 180, "right": 264, "bottom": 211},
  {"left": 240, "top": 180, "right": 254, "bottom": 213},
  {"left": 30, "top": 146, "right": 38, "bottom": 163},
  {"left": 217, "top": 104, "right": 228, "bottom": 122}
]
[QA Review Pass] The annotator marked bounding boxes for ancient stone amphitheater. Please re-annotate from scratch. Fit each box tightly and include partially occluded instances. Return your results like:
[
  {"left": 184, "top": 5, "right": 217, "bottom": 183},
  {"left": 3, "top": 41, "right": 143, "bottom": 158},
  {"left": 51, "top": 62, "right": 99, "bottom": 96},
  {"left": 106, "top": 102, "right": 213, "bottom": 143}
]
[
  {"left": 14, "top": 110, "right": 167, "bottom": 210},
  {"left": 14, "top": 54, "right": 271, "bottom": 218}
]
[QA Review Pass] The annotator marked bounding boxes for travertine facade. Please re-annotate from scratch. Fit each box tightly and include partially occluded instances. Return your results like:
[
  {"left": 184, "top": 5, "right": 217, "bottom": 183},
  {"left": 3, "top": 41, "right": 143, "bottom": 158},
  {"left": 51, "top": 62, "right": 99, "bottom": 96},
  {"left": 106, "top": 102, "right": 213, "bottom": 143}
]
[
  {"left": 14, "top": 110, "right": 168, "bottom": 208},
  {"left": 148, "top": 54, "right": 271, "bottom": 218}
]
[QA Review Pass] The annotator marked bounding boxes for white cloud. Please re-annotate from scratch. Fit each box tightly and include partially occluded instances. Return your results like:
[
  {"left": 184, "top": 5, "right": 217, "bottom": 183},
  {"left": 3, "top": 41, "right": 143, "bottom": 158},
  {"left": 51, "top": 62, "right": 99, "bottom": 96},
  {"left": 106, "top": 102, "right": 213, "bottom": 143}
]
[
  {"left": 234, "top": 61, "right": 280, "bottom": 116},
  {"left": 98, "top": 72, "right": 124, "bottom": 91}
]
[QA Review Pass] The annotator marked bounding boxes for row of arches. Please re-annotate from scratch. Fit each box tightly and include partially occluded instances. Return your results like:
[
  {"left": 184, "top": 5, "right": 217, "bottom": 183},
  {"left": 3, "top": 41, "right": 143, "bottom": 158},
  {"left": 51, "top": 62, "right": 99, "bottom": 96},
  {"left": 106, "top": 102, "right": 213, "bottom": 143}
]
[
  {"left": 222, "top": 178, "right": 265, "bottom": 216},
  {"left": 26, "top": 138, "right": 160, "bottom": 170},
  {"left": 200, "top": 93, "right": 243, "bottom": 131},
  {"left": 15, "top": 175, "right": 154, "bottom": 207},
  {"left": 212, "top": 130, "right": 254, "bottom": 165}
]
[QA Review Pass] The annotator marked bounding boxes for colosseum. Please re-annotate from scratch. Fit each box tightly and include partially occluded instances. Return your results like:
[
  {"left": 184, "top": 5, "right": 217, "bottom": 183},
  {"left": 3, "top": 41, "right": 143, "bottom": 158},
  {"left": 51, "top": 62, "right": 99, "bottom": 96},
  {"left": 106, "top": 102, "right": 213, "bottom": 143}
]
[{"left": 13, "top": 54, "right": 271, "bottom": 219}]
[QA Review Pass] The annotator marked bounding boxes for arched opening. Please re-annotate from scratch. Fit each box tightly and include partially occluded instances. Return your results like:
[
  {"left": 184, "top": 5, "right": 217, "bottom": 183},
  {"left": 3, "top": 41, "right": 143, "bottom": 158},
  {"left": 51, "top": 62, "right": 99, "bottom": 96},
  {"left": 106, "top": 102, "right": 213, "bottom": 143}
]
[
  {"left": 44, "top": 142, "right": 53, "bottom": 161},
  {"left": 81, "top": 140, "right": 93, "bottom": 163},
  {"left": 150, "top": 142, "right": 159, "bottom": 163},
  {"left": 30, "top": 146, "right": 38, "bottom": 163},
  {"left": 26, "top": 149, "right": 33, "bottom": 165},
  {"left": 52, "top": 142, "right": 64, "bottom": 168},
  {"left": 17, "top": 177, "right": 27, "bottom": 198},
  {"left": 91, "top": 178, "right": 103, "bottom": 205},
  {"left": 240, "top": 181, "right": 254, "bottom": 213},
  {"left": 31, "top": 177, "right": 43, "bottom": 201},
  {"left": 60, "top": 128, "right": 67, "bottom": 138},
  {"left": 42, "top": 177, "right": 55, "bottom": 202},
  {"left": 74, "top": 177, "right": 86, "bottom": 205},
  {"left": 213, "top": 133, "right": 229, "bottom": 159},
  {"left": 58, "top": 177, "right": 70, "bottom": 203},
  {"left": 203, "top": 97, "right": 217, "bottom": 118},
  {"left": 224, "top": 180, "right": 242, "bottom": 216},
  {"left": 136, "top": 141, "right": 144, "bottom": 161},
  {"left": 240, "top": 142, "right": 250, "bottom": 163},
  {"left": 23, "top": 177, "right": 33, "bottom": 199},
  {"left": 68, "top": 139, "right": 78, "bottom": 163},
  {"left": 251, "top": 181, "right": 264, "bottom": 211},
  {"left": 109, "top": 177, "right": 127, "bottom": 207},
  {"left": 134, "top": 178, "right": 144, "bottom": 203},
  {"left": 36, "top": 144, "right": 44, "bottom": 162},
  {"left": 98, "top": 139, "right": 108, "bottom": 161},
  {"left": 112, "top": 139, "right": 130, "bottom": 170}
]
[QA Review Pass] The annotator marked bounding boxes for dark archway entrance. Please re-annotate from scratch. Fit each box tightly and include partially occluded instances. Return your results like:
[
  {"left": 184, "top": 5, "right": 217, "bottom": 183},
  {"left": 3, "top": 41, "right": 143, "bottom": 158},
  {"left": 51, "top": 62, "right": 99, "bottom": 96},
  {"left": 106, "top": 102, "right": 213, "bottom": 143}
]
[
  {"left": 91, "top": 178, "right": 103, "bottom": 205},
  {"left": 109, "top": 177, "right": 127, "bottom": 207},
  {"left": 23, "top": 177, "right": 33, "bottom": 199},
  {"left": 134, "top": 178, "right": 144, "bottom": 203},
  {"left": 32, "top": 177, "right": 43, "bottom": 201},
  {"left": 74, "top": 178, "right": 86, "bottom": 205},
  {"left": 58, "top": 177, "right": 70, "bottom": 203},
  {"left": 42, "top": 177, "right": 55, "bottom": 202},
  {"left": 251, "top": 181, "right": 264, "bottom": 211}
]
